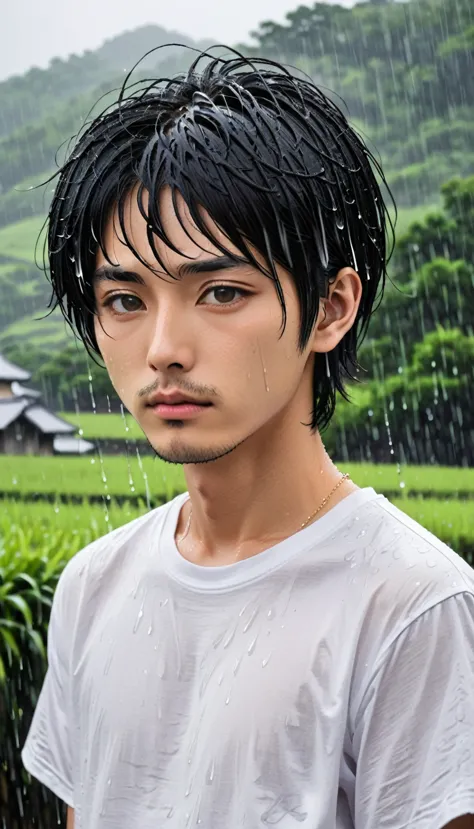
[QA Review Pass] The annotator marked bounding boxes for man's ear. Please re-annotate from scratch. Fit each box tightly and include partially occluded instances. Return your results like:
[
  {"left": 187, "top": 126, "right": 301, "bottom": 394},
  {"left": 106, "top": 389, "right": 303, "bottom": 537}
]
[{"left": 311, "top": 268, "right": 362, "bottom": 353}]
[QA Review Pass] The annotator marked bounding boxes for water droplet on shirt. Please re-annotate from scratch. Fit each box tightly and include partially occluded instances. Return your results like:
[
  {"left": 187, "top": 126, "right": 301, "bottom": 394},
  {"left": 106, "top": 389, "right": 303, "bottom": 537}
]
[
  {"left": 427, "top": 559, "right": 437, "bottom": 568},
  {"left": 267, "top": 608, "right": 274, "bottom": 619},
  {"left": 223, "top": 626, "right": 236, "bottom": 648},
  {"left": 147, "top": 624, "right": 153, "bottom": 636},
  {"left": 262, "top": 653, "right": 272, "bottom": 668},
  {"left": 217, "top": 672, "right": 224, "bottom": 686},
  {"left": 243, "top": 608, "right": 259, "bottom": 633},
  {"left": 133, "top": 604, "right": 145, "bottom": 633},
  {"left": 452, "top": 581, "right": 458, "bottom": 587},
  {"left": 357, "top": 529, "right": 367, "bottom": 538},
  {"left": 225, "top": 694, "right": 231, "bottom": 705},
  {"left": 248, "top": 636, "right": 258, "bottom": 655},
  {"left": 206, "top": 760, "right": 215, "bottom": 784},
  {"left": 166, "top": 805, "right": 174, "bottom": 818},
  {"left": 344, "top": 551, "right": 356, "bottom": 562},
  {"left": 233, "top": 656, "right": 242, "bottom": 675}
]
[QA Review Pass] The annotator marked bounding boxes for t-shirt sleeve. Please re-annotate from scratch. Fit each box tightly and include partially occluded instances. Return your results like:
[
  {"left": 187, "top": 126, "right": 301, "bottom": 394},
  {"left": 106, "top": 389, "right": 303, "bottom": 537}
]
[
  {"left": 21, "top": 561, "right": 76, "bottom": 807},
  {"left": 352, "top": 591, "right": 474, "bottom": 829}
]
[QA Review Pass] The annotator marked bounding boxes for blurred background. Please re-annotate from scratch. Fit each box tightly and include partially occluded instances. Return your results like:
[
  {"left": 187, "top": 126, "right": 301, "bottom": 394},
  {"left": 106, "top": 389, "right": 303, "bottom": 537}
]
[{"left": 0, "top": 0, "right": 473, "bottom": 824}]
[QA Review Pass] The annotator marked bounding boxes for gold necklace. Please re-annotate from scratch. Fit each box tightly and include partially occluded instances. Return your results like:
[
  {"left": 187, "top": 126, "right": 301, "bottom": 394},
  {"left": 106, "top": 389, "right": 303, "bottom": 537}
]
[{"left": 178, "top": 472, "right": 350, "bottom": 546}]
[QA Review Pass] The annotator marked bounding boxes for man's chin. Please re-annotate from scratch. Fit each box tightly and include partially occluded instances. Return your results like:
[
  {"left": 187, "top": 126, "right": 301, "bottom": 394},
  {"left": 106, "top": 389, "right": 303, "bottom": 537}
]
[{"left": 148, "top": 438, "right": 243, "bottom": 466}]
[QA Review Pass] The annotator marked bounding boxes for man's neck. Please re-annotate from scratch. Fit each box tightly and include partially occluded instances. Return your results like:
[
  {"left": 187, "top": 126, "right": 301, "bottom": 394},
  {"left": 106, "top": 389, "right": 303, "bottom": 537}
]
[{"left": 176, "top": 416, "right": 357, "bottom": 566}]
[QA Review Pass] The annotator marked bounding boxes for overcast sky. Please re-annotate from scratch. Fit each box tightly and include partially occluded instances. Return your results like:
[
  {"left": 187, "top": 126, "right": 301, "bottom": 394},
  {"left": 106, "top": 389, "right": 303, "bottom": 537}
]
[{"left": 3, "top": 0, "right": 354, "bottom": 82}]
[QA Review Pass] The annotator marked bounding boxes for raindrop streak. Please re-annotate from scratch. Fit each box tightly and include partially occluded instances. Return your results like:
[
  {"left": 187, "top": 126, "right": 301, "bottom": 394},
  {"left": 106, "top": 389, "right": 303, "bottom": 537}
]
[{"left": 256, "top": 339, "right": 270, "bottom": 392}]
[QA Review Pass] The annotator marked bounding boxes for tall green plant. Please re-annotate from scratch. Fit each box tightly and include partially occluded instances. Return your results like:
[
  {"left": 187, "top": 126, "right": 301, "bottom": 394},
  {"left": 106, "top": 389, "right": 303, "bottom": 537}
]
[{"left": 0, "top": 519, "right": 86, "bottom": 828}]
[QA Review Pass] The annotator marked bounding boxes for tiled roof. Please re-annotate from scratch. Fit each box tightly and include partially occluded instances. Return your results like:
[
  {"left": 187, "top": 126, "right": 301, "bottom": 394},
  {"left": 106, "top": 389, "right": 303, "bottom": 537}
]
[
  {"left": 0, "top": 398, "right": 28, "bottom": 430},
  {"left": 0, "top": 398, "right": 76, "bottom": 434},
  {"left": 22, "top": 404, "right": 77, "bottom": 435},
  {"left": 0, "top": 354, "right": 31, "bottom": 382}
]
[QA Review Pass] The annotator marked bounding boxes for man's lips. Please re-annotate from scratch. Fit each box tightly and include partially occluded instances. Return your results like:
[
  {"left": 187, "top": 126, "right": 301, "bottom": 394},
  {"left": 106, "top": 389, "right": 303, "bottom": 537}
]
[{"left": 149, "top": 401, "right": 212, "bottom": 419}]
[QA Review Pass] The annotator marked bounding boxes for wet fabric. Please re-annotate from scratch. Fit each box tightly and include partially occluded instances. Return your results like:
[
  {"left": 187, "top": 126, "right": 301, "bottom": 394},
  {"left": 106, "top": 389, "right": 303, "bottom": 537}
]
[{"left": 22, "top": 487, "right": 474, "bottom": 828}]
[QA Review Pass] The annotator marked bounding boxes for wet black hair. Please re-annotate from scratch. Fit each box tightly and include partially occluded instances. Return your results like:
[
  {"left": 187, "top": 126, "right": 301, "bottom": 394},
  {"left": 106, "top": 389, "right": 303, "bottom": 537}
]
[{"left": 44, "top": 46, "right": 396, "bottom": 431}]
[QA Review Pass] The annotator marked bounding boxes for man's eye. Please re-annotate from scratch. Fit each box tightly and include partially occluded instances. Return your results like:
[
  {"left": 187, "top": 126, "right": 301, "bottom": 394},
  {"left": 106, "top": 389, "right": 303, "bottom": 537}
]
[
  {"left": 201, "top": 286, "right": 247, "bottom": 305},
  {"left": 102, "top": 294, "right": 143, "bottom": 315}
]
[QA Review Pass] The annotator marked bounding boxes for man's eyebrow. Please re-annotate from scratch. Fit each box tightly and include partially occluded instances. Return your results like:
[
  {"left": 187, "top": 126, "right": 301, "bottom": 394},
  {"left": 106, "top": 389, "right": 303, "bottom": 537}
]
[
  {"left": 92, "top": 267, "right": 146, "bottom": 286},
  {"left": 92, "top": 256, "right": 251, "bottom": 286},
  {"left": 178, "top": 255, "right": 250, "bottom": 277}
]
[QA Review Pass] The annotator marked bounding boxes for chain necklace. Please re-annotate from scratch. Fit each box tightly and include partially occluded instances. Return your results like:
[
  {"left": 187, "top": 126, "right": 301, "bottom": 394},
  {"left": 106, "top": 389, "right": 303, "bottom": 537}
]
[{"left": 178, "top": 472, "right": 351, "bottom": 547}]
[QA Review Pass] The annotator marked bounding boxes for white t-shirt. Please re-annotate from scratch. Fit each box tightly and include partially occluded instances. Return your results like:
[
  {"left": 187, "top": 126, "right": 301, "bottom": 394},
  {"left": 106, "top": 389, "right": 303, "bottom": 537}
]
[{"left": 22, "top": 487, "right": 474, "bottom": 828}]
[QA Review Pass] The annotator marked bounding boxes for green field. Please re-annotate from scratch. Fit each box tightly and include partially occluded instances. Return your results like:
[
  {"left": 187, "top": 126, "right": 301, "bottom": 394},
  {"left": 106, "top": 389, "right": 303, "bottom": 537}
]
[
  {"left": 0, "top": 453, "right": 186, "bottom": 502},
  {"left": 57, "top": 411, "right": 148, "bottom": 441}
]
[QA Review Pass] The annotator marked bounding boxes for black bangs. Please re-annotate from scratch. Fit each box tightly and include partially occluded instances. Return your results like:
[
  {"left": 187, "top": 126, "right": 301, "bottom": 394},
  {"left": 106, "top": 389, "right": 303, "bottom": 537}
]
[{"left": 43, "top": 47, "right": 396, "bottom": 431}]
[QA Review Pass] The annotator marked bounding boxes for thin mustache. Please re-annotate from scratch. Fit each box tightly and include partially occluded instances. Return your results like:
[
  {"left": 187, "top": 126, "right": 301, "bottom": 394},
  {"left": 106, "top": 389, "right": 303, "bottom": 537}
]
[{"left": 140, "top": 383, "right": 218, "bottom": 400}]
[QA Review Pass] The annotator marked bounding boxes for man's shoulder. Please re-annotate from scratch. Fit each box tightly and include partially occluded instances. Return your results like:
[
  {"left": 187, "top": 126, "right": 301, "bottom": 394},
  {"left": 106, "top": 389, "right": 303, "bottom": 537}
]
[
  {"left": 360, "top": 495, "right": 474, "bottom": 632},
  {"left": 55, "top": 496, "right": 178, "bottom": 605}
]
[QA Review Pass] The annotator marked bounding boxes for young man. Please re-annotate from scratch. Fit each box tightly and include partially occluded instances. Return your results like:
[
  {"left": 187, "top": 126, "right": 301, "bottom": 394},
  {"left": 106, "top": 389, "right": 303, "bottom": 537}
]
[{"left": 22, "top": 50, "right": 474, "bottom": 829}]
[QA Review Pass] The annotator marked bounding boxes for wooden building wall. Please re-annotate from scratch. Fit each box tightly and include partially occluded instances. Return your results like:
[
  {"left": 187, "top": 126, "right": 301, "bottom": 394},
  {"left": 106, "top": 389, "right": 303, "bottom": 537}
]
[{"left": 0, "top": 416, "right": 55, "bottom": 455}]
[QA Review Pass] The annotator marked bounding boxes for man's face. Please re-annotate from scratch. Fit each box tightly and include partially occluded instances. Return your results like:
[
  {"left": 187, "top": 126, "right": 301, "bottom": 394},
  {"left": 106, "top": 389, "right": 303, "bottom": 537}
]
[{"left": 93, "top": 187, "right": 318, "bottom": 465}]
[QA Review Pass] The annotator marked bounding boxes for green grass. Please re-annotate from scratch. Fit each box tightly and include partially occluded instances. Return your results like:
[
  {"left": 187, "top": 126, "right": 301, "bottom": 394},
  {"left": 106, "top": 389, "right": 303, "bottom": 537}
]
[
  {"left": 0, "top": 454, "right": 186, "bottom": 501},
  {"left": 57, "top": 411, "right": 148, "bottom": 441},
  {"left": 0, "top": 216, "right": 46, "bottom": 265}
]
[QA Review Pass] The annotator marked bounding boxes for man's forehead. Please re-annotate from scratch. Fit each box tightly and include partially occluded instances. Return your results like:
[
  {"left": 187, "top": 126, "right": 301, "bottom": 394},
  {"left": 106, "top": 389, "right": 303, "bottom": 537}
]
[{"left": 99, "top": 186, "right": 235, "bottom": 265}]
